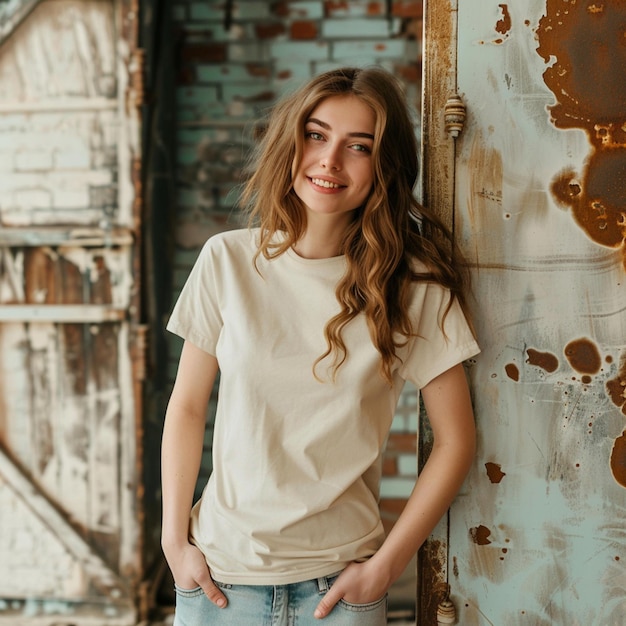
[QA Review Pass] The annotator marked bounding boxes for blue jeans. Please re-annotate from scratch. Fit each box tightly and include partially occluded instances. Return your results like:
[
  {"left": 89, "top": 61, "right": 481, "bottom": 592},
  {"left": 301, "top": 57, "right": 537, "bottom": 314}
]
[{"left": 173, "top": 572, "right": 388, "bottom": 625}]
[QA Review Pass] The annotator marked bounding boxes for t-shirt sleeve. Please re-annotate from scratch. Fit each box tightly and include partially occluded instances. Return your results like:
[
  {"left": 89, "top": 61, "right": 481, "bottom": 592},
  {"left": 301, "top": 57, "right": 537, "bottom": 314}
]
[
  {"left": 398, "top": 282, "right": 480, "bottom": 389},
  {"left": 166, "top": 238, "right": 223, "bottom": 355}
]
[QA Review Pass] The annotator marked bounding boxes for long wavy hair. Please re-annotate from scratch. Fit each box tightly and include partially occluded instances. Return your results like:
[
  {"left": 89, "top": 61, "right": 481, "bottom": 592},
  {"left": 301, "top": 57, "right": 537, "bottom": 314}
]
[{"left": 241, "top": 66, "right": 473, "bottom": 384}]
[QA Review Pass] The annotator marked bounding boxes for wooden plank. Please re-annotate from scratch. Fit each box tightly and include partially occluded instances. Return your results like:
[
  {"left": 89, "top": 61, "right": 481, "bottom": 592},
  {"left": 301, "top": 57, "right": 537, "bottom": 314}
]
[
  {"left": 0, "top": 305, "right": 126, "bottom": 322},
  {"left": 0, "top": 227, "right": 133, "bottom": 247},
  {"left": 0, "top": 97, "right": 117, "bottom": 113},
  {"left": 0, "top": 445, "right": 125, "bottom": 597},
  {"left": 0, "top": 0, "right": 41, "bottom": 46}
]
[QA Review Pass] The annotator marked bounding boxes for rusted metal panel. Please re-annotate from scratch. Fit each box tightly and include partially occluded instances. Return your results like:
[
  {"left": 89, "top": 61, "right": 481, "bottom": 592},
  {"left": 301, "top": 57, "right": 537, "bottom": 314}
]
[
  {"left": 426, "top": 0, "right": 626, "bottom": 623},
  {"left": 0, "top": 0, "right": 144, "bottom": 623}
]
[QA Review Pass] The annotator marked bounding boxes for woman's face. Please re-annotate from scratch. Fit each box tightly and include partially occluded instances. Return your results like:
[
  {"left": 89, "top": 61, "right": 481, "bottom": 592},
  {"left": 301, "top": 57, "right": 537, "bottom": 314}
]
[{"left": 292, "top": 95, "right": 376, "bottom": 225}]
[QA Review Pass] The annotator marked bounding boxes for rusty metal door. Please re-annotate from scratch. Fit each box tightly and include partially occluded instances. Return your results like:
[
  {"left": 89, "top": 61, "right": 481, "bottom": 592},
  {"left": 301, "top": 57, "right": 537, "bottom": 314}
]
[
  {"left": 421, "top": 1, "right": 626, "bottom": 624},
  {"left": 0, "top": 1, "right": 145, "bottom": 624}
]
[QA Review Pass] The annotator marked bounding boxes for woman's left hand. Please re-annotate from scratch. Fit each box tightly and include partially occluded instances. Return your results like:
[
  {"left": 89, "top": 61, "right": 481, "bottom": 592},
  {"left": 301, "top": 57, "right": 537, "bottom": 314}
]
[{"left": 313, "top": 560, "right": 390, "bottom": 619}]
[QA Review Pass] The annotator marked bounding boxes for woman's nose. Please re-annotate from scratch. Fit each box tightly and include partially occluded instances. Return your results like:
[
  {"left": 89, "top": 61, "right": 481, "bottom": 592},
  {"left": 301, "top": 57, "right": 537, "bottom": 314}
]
[{"left": 320, "top": 144, "right": 342, "bottom": 170}]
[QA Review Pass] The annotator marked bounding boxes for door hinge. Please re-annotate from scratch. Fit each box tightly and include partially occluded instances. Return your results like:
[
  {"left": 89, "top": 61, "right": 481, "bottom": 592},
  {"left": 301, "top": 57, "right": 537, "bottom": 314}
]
[{"left": 444, "top": 94, "right": 466, "bottom": 138}]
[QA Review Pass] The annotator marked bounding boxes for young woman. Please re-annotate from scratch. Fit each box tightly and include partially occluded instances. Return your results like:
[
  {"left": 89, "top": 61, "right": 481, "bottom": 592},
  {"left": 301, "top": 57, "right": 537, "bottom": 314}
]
[{"left": 162, "top": 66, "right": 479, "bottom": 625}]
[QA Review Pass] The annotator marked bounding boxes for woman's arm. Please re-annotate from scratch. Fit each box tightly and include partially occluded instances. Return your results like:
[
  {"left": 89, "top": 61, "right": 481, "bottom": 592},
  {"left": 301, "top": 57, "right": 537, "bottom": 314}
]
[
  {"left": 161, "top": 340, "right": 227, "bottom": 608},
  {"left": 314, "top": 362, "right": 476, "bottom": 618}
]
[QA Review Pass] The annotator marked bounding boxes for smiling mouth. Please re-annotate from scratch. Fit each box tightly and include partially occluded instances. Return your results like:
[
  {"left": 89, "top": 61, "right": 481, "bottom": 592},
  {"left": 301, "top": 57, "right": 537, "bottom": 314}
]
[{"left": 310, "top": 177, "right": 343, "bottom": 189}]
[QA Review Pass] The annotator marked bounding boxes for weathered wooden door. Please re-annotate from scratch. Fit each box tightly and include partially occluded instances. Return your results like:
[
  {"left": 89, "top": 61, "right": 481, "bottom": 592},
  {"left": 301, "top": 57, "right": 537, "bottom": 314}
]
[
  {"left": 421, "top": 1, "right": 626, "bottom": 624},
  {"left": 0, "top": 1, "right": 145, "bottom": 624}
]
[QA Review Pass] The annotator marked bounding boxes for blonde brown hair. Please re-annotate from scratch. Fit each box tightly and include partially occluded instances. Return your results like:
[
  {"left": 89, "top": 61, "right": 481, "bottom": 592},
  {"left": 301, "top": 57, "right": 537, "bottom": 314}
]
[{"left": 241, "top": 66, "right": 473, "bottom": 383}]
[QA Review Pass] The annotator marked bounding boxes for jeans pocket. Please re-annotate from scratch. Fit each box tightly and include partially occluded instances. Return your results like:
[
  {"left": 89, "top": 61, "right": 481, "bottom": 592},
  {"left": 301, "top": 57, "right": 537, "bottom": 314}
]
[
  {"left": 338, "top": 593, "right": 388, "bottom": 612},
  {"left": 174, "top": 584, "right": 204, "bottom": 598}
]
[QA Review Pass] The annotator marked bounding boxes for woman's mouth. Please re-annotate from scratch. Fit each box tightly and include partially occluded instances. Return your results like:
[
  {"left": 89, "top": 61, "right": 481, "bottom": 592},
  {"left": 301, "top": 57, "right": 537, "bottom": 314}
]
[{"left": 310, "top": 177, "right": 342, "bottom": 189}]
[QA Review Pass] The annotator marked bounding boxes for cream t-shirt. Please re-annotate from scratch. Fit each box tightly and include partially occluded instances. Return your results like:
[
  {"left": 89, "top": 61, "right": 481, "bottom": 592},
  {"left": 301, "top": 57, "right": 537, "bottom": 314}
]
[{"left": 166, "top": 228, "right": 480, "bottom": 585}]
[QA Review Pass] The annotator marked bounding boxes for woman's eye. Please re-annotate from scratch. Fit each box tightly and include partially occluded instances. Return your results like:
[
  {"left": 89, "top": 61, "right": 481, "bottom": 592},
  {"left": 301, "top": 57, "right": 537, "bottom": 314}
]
[
  {"left": 351, "top": 143, "right": 371, "bottom": 153},
  {"left": 306, "top": 131, "right": 324, "bottom": 141}
]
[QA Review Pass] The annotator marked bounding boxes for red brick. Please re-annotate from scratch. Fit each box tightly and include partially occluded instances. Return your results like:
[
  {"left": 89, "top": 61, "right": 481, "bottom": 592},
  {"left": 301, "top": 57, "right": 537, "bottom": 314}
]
[
  {"left": 179, "top": 43, "right": 227, "bottom": 64},
  {"left": 379, "top": 498, "right": 407, "bottom": 534},
  {"left": 245, "top": 64, "right": 272, "bottom": 78},
  {"left": 395, "top": 62, "right": 421, "bottom": 83},
  {"left": 382, "top": 455, "right": 398, "bottom": 477},
  {"left": 366, "top": 2, "right": 385, "bottom": 16},
  {"left": 392, "top": 1, "right": 423, "bottom": 18},
  {"left": 273, "top": 2, "right": 289, "bottom": 17},
  {"left": 324, "top": 1, "right": 349, "bottom": 16},
  {"left": 176, "top": 66, "right": 196, "bottom": 86},
  {"left": 290, "top": 20, "right": 318, "bottom": 40},
  {"left": 386, "top": 433, "right": 417, "bottom": 453},
  {"left": 255, "top": 22, "right": 287, "bottom": 39},
  {"left": 380, "top": 498, "right": 407, "bottom": 517}
]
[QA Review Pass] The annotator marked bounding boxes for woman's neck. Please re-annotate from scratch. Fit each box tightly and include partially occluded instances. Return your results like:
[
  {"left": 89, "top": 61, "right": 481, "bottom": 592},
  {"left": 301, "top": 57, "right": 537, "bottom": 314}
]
[{"left": 292, "top": 213, "right": 351, "bottom": 259}]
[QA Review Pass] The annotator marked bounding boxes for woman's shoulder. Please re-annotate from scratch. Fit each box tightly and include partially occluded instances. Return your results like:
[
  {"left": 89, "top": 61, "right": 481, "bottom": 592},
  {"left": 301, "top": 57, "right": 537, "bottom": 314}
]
[{"left": 200, "top": 227, "right": 258, "bottom": 256}]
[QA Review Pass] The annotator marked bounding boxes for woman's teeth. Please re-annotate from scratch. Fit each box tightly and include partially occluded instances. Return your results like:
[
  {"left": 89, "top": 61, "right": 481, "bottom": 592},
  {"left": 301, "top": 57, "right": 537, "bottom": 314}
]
[{"left": 311, "top": 178, "right": 341, "bottom": 189}]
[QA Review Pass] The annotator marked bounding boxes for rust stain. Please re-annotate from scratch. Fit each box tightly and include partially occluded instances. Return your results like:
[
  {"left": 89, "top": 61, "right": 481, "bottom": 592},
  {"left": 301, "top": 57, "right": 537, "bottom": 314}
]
[
  {"left": 469, "top": 525, "right": 492, "bottom": 545},
  {"left": 536, "top": 1, "right": 626, "bottom": 268},
  {"left": 563, "top": 337, "right": 602, "bottom": 375},
  {"left": 606, "top": 358, "right": 626, "bottom": 414},
  {"left": 477, "top": 4, "right": 512, "bottom": 44},
  {"left": 526, "top": 348, "right": 559, "bottom": 373},
  {"left": 550, "top": 168, "right": 582, "bottom": 207},
  {"left": 505, "top": 362, "right": 519, "bottom": 381},
  {"left": 607, "top": 355, "right": 626, "bottom": 487},
  {"left": 495, "top": 4, "right": 512, "bottom": 35},
  {"left": 610, "top": 431, "right": 626, "bottom": 488},
  {"left": 485, "top": 462, "right": 506, "bottom": 483}
]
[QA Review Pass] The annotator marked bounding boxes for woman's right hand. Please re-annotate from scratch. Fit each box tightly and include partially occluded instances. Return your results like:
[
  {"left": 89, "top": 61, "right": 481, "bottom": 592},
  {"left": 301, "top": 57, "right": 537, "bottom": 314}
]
[{"left": 165, "top": 542, "right": 228, "bottom": 608}]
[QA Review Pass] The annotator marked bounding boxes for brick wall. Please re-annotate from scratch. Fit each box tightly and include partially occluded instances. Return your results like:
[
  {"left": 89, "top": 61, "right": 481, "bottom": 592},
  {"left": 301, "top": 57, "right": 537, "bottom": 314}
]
[{"left": 167, "top": 0, "right": 424, "bottom": 534}]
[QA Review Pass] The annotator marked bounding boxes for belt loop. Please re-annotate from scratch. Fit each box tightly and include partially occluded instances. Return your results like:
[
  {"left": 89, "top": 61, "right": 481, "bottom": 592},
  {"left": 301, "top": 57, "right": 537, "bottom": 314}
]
[{"left": 316, "top": 576, "right": 330, "bottom": 593}]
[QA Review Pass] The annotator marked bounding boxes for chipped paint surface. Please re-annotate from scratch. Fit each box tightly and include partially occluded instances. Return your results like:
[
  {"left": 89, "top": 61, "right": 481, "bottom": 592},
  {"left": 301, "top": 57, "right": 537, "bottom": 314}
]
[{"left": 445, "top": 0, "right": 626, "bottom": 623}]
